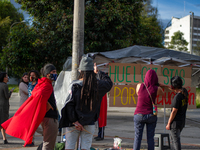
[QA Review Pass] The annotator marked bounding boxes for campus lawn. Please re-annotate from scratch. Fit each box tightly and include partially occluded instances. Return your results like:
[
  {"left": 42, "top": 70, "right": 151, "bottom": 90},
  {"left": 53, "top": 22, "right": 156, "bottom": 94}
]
[
  {"left": 8, "top": 84, "right": 19, "bottom": 93},
  {"left": 196, "top": 88, "right": 200, "bottom": 108}
]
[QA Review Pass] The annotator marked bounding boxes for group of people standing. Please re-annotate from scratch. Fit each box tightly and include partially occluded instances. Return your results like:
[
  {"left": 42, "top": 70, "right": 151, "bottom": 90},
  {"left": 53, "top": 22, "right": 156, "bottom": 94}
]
[
  {"left": 19, "top": 70, "right": 40, "bottom": 106},
  {"left": 134, "top": 70, "right": 188, "bottom": 150},
  {"left": 0, "top": 55, "right": 189, "bottom": 150},
  {"left": 0, "top": 56, "right": 113, "bottom": 150}
]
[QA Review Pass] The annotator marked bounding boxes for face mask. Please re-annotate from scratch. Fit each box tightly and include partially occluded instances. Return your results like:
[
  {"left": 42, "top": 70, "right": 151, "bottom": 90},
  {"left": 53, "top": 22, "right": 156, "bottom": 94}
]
[
  {"left": 50, "top": 74, "right": 58, "bottom": 81},
  {"left": 30, "top": 77, "right": 36, "bottom": 82}
]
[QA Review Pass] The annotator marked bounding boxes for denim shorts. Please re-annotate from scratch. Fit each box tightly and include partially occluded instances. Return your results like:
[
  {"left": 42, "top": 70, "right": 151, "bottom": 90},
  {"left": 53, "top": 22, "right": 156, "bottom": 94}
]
[{"left": 64, "top": 125, "right": 95, "bottom": 149}]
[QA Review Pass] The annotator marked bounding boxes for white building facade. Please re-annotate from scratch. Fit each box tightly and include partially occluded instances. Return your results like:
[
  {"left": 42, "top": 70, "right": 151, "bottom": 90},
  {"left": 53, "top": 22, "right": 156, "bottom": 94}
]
[{"left": 164, "top": 15, "right": 200, "bottom": 53}]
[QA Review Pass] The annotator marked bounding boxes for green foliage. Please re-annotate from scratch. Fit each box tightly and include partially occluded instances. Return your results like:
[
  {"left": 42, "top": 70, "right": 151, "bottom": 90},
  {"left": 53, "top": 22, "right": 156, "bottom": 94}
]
[
  {"left": 1, "top": 23, "right": 43, "bottom": 78},
  {"left": 1, "top": 0, "right": 164, "bottom": 77},
  {"left": 0, "top": 0, "right": 24, "bottom": 52},
  {"left": 196, "top": 88, "right": 200, "bottom": 108},
  {"left": 135, "top": 0, "right": 163, "bottom": 48},
  {"left": 0, "top": 16, "right": 11, "bottom": 27},
  {"left": 168, "top": 31, "right": 188, "bottom": 52},
  {"left": 8, "top": 84, "right": 19, "bottom": 93},
  {"left": 84, "top": 0, "right": 143, "bottom": 52}
]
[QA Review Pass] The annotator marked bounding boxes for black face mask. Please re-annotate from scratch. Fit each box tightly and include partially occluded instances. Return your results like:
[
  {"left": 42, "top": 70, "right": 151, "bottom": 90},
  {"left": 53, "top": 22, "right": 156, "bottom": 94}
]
[{"left": 30, "top": 77, "right": 36, "bottom": 82}]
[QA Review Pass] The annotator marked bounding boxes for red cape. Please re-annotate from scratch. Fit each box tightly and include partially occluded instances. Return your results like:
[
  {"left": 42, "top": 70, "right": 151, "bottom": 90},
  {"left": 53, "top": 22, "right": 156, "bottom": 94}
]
[
  {"left": 98, "top": 94, "right": 107, "bottom": 127},
  {"left": 1, "top": 77, "right": 53, "bottom": 146}
]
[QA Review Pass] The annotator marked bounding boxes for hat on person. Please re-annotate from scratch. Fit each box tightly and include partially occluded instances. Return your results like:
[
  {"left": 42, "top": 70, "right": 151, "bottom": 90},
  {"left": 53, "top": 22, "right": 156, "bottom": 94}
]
[
  {"left": 78, "top": 55, "right": 94, "bottom": 71},
  {"left": 43, "top": 63, "right": 56, "bottom": 76}
]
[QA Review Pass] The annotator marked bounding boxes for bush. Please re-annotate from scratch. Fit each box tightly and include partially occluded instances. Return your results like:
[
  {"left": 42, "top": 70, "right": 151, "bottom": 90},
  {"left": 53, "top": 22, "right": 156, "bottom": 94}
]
[{"left": 196, "top": 88, "right": 200, "bottom": 108}]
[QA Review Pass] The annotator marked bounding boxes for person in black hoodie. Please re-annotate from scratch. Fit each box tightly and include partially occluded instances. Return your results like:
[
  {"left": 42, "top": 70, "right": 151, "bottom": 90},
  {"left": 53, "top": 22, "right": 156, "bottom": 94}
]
[{"left": 59, "top": 55, "right": 113, "bottom": 150}]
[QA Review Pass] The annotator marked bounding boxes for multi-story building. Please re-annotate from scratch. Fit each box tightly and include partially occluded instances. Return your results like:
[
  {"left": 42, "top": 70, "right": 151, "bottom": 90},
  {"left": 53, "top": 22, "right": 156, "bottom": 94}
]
[{"left": 164, "top": 14, "right": 200, "bottom": 53}]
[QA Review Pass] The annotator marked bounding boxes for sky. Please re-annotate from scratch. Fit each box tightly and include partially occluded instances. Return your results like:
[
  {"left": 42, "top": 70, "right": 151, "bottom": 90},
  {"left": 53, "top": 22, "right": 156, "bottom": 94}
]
[
  {"left": 152, "top": 0, "right": 200, "bottom": 28},
  {"left": 10, "top": 0, "right": 30, "bottom": 20}
]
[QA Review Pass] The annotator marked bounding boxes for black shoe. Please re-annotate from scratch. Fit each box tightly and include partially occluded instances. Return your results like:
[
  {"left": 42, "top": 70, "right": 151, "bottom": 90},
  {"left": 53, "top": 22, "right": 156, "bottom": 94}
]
[
  {"left": 4, "top": 140, "right": 8, "bottom": 144},
  {"left": 95, "top": 137, "right": 104, "bottom": 141},
  {"left": 94, "top": 136, "right": 99, "bottom": 139},
  {"left": 25, "top": 142, "right": 34, "bottom": 147}
]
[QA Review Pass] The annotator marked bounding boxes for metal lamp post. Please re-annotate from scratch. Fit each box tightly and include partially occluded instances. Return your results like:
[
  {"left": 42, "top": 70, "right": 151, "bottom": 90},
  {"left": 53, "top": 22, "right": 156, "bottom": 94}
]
[
  {"left": 6, "top": 20, "right": 26, "bottom": 73},
  {"left": 9, "top": 20, "right": 26, "bottom": 42}
]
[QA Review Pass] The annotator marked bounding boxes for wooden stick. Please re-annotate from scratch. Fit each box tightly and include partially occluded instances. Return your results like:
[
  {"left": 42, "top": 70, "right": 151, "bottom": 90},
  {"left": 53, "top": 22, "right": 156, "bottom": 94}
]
[
  {"left": 73, "top": 123, "right": 93, "bottom": 135},
  {"left": 62, "top": 129, "right": 76, "bottom": 136}
]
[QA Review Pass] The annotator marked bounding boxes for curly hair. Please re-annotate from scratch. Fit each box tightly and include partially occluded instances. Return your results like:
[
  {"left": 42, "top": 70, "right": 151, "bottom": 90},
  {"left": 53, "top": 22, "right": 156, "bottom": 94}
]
[{"left": 28, "top": 70, "right": 41, "bottom": 81}]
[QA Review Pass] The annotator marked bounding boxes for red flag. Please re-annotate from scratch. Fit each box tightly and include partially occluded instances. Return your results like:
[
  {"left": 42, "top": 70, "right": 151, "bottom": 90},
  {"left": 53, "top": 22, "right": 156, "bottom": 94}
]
[
  {"left": 98, "top": 94, "right": 107, "bottom": 127},
  {"left": 1, "top": 77, "right": 53, "bottom": 146}
]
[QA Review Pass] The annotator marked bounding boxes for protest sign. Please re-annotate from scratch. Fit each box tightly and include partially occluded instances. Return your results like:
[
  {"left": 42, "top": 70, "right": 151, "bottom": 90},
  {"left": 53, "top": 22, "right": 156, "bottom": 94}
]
[{"left": 109, "top": 63, "right": 196, "bottom": 108}]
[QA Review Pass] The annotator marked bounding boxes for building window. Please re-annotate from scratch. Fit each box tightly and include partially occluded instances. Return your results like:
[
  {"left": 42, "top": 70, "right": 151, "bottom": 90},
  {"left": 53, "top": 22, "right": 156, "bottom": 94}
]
[
  {"left": 192, "top": 41, "right": 200, "bottom": 45},
  {"left": 193, "top": 35, "right": 200, "bottom": 39},
  {"left": 165, "top": 30, "right": 169, "bottom": 34},
  {"left": 193, "top": 19, "right": 199, "bottom": 28},
  {"left": 194, "top": 29, "right": 199, "bottom": 33}
]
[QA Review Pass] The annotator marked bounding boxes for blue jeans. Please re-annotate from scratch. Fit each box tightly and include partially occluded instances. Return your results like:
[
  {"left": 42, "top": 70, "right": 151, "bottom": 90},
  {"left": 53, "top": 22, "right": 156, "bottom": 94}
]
[{"left": 133, "top": 114, "right": 157, "bottom": 150}]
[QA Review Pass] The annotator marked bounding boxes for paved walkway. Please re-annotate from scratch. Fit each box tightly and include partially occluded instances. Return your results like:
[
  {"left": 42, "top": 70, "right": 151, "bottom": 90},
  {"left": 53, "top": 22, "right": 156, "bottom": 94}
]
[{"left": 0, "top": 93, "right": 200, "bottom": 150}]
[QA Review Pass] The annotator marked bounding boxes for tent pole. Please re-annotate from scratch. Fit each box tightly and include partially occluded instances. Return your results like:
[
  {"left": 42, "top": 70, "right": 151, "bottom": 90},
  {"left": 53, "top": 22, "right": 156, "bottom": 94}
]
[
  {"left": 192, "top": 69, "right": 200, "bottom": 76},
  {"left": 164, "top": 102, "right": 166, "bottom": 133}
]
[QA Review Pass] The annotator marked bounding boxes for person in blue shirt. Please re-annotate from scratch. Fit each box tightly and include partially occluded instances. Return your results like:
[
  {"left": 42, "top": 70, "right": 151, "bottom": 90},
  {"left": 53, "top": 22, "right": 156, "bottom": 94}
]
[
  {"left": 28, "top": 70, "right": 40, "bottom": 97},
  {"left": 26, "top": 70, "right": 41, "bottom": 147}
]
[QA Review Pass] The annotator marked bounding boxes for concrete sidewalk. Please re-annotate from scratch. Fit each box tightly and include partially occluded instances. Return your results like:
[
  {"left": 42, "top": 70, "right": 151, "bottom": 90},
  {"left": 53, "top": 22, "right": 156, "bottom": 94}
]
[{"left": 0, "top": 93, "right": 200, "bottom": 150}]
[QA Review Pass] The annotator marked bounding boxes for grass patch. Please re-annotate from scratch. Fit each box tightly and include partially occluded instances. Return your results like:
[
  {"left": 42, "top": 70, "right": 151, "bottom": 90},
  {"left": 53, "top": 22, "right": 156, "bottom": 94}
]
[
  {"left": 8, "top": 84, "right": 19, "bottom": 93},
  {"left": 196, "top": 88, "right": 200, "bottom": 108}
]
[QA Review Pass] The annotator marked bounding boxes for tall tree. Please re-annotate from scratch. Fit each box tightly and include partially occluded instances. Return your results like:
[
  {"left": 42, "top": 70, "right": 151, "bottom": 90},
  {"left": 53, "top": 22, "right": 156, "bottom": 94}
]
[
  {"left": 16, "top": 0, "right": 143, "bottom": 53},
  {"left": 3, "top": 0, "right": 143, "bottom": 74},
  {"left": 167, "top": 31, "right": 188, "bottom": 52},
  {"left": 1, "top": 23, "right": 41, "bottom": 77},
  {"left": 2, "top": 0, "right": 164, "bottom": 77},
  {"left": 84, "top": 0, "right": 143, "bottom": 52},
  {"left": 0, "top": 0, "right": 24, "bottom": 52},
  {"left": 136, "top": 0, "right": 163, "bottom": 48}
]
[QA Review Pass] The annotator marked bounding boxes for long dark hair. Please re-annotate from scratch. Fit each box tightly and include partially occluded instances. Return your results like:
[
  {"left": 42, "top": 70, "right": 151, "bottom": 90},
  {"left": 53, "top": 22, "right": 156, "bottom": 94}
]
[
  {"left": 171, "top": 76, "right": 188, "bottom": 103},
  {"left": 181, "top": 88, "right": 189, "bottom": 103},
  {"left": 79, "top": 71, "right": 98, "bottom": 111},
  {"left": 21, "top": 72, "right": 28, "bottom": 85},
  {"left": 0, "top": 72, "right": 7, "bottom": 82}
]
